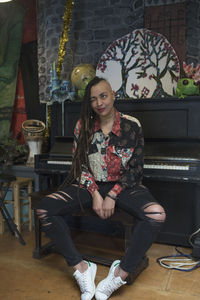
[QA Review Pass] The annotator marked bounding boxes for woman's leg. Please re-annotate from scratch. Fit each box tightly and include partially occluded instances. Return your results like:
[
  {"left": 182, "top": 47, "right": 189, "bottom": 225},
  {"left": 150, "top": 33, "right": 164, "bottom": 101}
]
[
  {"left": 36, "top": 185, "right": 92, "bottom": 267},
  {"left": 117, "top": 185, "right": 166, "bottom": 274},
  {"left": 37, "top": 185, "right": 98, "bottom": 300},
  {"left": 95, "top": 185, "right": 166, "bottom": 300}
]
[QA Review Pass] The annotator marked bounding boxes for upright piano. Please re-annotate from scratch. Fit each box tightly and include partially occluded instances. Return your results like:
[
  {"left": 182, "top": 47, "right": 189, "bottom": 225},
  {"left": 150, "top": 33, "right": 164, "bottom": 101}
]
[{"left": 35, "top": 96, "right": 200, "bottom": 256}]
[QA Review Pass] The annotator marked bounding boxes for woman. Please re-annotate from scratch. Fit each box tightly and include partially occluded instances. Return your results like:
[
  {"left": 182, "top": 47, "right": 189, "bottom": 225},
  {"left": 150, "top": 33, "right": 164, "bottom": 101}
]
[{"left": 36, "top": 76, "right": 166, "bottom": 300}]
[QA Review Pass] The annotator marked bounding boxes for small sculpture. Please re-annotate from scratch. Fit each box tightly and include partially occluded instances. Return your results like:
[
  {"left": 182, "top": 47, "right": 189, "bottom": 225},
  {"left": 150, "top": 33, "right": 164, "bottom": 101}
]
[
  {"left": 176, "top": 78, "right": 199, "bottom": 98},
  {"left": 71, "top": 64, "right": 96, "bottom": 100},
  {"left": 176, "top": 62, "right": 200, "bottom": 98},
  {"left": 22, "top": 120, "right": 46, "bottom": 167},
  {"left": 49, "top": 62, "right": 76, "bottom": 103}
]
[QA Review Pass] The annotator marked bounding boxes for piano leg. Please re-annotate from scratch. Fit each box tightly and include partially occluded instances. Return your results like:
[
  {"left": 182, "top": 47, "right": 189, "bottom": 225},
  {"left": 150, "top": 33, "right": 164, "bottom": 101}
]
[
  {"left": 192, "top": 183, "right": 200, "bottom": 259},
  {"left": 32, "top": 210, "right": 42, "bottom": 259}
]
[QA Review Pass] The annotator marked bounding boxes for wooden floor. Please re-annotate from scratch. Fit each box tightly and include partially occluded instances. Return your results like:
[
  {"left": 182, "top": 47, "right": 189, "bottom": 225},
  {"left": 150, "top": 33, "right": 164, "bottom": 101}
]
[{"left": 0, "top": 229, "right": 200, "bottom": 300}]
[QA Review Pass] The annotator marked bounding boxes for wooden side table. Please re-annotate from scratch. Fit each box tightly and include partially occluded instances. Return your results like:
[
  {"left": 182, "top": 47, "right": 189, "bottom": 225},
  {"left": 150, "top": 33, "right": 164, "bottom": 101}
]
[
  {"left": 0, "top": 176, "right": 33, "bottom": 235},
  {"left": 0, "top": 173, "right": 26, "bottom": 244},
  {"left": 12, "top": 177, "right": 33, "bottom": 233}
]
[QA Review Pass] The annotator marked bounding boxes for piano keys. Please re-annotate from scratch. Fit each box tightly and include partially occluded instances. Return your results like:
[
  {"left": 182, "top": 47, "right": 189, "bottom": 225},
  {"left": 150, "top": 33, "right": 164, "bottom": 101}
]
[
  {"left": 35, "top": 131, "right": 200, "bottom": 183},
  {"left": 47, "top": 160, "right": 72, "bottom": 166},
  {"left": 35, "top": 153, "right": 72, "bottom": 174},
  {"left": 34, "top": 136, "right": 73, "bottom": 175},
  {"left": 144, "top": 158, "right": 191, "bottom": 171},
  {"left": 143, "top": 138, "right": 200, "bottom": 182},
  {"left": 143, "top": 156, "right": 200, "bottom": 183}
]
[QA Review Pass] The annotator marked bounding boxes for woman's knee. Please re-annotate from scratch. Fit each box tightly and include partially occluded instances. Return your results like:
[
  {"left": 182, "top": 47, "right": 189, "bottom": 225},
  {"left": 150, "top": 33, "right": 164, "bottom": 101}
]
[
  {"left": 36, "top": 207, "right": 52, "bottom": 227},
  {"left": 36, "top": 194, "right": 57, "bottom": 226},
  {"left": 143, "top": 203, "right": 166, "bottom": 222}
]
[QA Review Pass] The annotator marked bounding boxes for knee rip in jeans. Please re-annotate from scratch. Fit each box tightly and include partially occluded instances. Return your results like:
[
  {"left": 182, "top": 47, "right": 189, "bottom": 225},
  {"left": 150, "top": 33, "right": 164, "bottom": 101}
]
[
  {"left": 142, "top": 202, "right": 166, "bottom": 223},
  {"left": 36, "top": 209, "right": 51, "bottom": 227},
  {"left": 36, "top": 192, "right": 73, "bottom": 227},
  {"left": 47, "top": 191, "right": 72, "bottom": 201}
]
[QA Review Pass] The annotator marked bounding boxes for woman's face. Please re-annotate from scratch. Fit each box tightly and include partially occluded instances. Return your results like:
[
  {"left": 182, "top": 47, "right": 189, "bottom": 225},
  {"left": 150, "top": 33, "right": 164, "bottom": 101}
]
[{"left": 90, "top": 80, "right": 115, "bottom": 118}]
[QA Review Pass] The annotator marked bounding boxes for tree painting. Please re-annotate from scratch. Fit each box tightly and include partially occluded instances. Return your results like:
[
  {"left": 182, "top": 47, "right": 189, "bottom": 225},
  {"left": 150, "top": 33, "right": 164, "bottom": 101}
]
[{"left": 96, "top": 28, "right": 180, "bottom": 99}]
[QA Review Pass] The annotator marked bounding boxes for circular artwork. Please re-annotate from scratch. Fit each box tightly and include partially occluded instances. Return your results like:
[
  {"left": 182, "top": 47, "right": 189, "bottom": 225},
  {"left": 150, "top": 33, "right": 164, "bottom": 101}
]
[{"left": 96, "top": 28, "right": 180, "bottom": 99}]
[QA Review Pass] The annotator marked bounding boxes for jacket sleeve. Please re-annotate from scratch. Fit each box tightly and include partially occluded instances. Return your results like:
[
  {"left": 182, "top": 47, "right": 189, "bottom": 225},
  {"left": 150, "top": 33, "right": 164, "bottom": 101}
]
[{"left": 110, "top": 125, "right": 144, "bottom": 196}]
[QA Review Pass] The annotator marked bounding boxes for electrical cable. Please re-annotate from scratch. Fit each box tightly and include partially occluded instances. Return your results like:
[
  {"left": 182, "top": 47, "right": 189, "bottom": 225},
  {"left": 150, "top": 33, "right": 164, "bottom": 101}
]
[
  {"left": 188, "top": 227, "right": 200, "bottom": 248},
  {"left": 157, "top": 228, "right": 200, "bottom": 272}
]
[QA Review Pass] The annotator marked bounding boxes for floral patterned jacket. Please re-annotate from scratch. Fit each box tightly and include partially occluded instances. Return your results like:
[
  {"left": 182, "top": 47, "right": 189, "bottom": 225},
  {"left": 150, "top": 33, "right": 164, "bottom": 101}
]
[{"left": 73, "top": 109, "right": 144, "bottom": 196}]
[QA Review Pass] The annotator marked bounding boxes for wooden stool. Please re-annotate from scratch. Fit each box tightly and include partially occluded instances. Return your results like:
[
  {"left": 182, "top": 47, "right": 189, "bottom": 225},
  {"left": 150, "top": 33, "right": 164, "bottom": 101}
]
[
  {"left": 0, "top": 189, "right": 4, "bottom": 234},
  {"left": 0, "top": 177, "right": 33, "bottom": 234}
]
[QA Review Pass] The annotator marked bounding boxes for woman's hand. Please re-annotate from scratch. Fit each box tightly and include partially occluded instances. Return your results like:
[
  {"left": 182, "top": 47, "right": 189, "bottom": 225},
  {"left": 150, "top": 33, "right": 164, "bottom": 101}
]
[
  {"left": 102, "top": 194, "right": 116, "bottom": 219},
  {"left": 92, "top": 190, "right": 105, "bottom": 219}
]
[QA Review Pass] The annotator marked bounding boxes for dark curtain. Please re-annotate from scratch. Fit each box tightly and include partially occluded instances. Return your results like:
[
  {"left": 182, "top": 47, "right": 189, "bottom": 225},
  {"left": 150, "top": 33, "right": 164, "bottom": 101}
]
[{"left": 20, "top": 41, "right": 42, "bottom": 120}]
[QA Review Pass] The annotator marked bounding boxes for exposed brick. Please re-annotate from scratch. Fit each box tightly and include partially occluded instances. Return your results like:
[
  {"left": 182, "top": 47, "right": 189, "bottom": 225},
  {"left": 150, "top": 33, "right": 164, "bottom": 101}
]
[
  {"left": 135, "top": 0, "right": 143, "bottom": 9},
  {"left": 110, "top": 0, "right": 120, "bottom": 5},
  {"left": 51, "top": 37, "right": 59, "bottom": 47},
  {"left": 112, "top": 28, "right": 131, "bottom": 39},
  {"left": 46, "top": 29, "right": 54, "bottom": 38},
  {"left": 80, "top": 55, "right": 94, "bottom": 64},
  {"left": 38, "top": 0, "right": 200, "bottom": 102},
  {"left": 73, "top": 10, "right": 94, "bottom": 19},
  {"left": 94, "top": 7, "right": 114, "bottom": 16},
  {"left": 94, "top": 30, "right": 111, "bottom": 40},
  {"left": 88, "top": 17, "right": 104, "bottom": 29},
  {"left": 75, "top": 41, "right": 88, "bottom": 55},
  {"left": 87, "top": 41, "right": 102, "bottom": 51},
  {"left": 187, "top": 46, "right": 200, "bottom": 57},
  {"left": 87, "top": 0, "right": 107, "bottom": 8},
  {"left": 104, "top": 17, "right": 121, "bottom": 26},
  {"left": 73, "top": 20, "right": 87, "bottom": 31},
  {"left": 77, "top": 30, "right": 94, "bottom": 41}
]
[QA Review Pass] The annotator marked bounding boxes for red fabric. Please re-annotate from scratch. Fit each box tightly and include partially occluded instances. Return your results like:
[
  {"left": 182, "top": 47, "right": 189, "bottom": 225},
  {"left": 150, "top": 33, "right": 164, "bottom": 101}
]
[
  {"left": 10, "top": 69, "right": 27, "bottom": 144},
  {"left": 16, "top": 0, "right": 37, "bottom": 43},
  {"left": 10, "top": 1, "right": 37, "bottom": 144}
]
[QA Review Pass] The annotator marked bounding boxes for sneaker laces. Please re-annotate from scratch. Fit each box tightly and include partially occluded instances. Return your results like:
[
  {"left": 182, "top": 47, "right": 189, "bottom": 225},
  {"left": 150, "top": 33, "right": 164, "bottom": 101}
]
[
  {"left": 74, "top": 271, "right": 90, "bottom": 293},
  {"left": 103, "top": 275, "right": 124, "bottom": 296}
]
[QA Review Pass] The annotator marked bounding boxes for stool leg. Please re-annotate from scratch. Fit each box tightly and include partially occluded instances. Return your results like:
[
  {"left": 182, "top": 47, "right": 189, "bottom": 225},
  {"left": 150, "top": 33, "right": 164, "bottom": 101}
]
[
  {"left": 0, "top": 190, "right": 4, "bottom": 234},
  {"left": 28, "top": 181, "right": 33, "bottom": 231},
  {"left": 13, "top": 182, "right": 21, "bottom": 233},
  {"left": 33, "top": 210, "right": 42, "bottom": 259},
  {"left": 0, "top": 179, "right": 25, "bottom": 245},
  {"left": 0, "top": 212, "right": 5, "bottom": 234}
]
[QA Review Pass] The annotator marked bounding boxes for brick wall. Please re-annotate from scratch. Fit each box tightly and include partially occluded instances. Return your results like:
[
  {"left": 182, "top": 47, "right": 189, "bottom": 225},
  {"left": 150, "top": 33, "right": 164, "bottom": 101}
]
[
  {"left": 186, "top": 0, "right": 200, "bottom": 65},
  {"left": 37, "top": 0, "right": 200, "bottom": 102},
  {"left": 71, "top": 0, "right": 144, "bottom": 67}
]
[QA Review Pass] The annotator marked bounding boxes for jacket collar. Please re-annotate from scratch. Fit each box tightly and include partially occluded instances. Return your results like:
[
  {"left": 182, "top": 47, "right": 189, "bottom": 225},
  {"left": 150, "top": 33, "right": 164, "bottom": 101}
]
[{"left": 94, "top": 109, "right": 121, "bottom": 136}]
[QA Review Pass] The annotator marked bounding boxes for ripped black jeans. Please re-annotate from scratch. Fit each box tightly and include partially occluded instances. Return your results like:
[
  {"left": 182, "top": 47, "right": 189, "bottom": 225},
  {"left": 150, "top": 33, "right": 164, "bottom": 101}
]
[{"left": 36, "top": 183, "right": 166, "bottom": 274}]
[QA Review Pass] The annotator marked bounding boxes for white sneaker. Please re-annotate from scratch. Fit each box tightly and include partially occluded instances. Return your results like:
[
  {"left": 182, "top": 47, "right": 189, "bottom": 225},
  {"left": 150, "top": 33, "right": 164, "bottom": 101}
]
[
  {"left": 95, "top": 260, "right": 126, "bottom": 300},
  {"left": 73, "top": 261, "right": 97, "bottom": 300}
]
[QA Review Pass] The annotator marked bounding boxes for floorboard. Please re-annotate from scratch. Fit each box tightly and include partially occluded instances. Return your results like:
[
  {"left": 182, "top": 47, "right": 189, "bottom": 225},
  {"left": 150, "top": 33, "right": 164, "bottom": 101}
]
[{"left": 0, "top": 229, "right": 200, "bottom": 299}]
